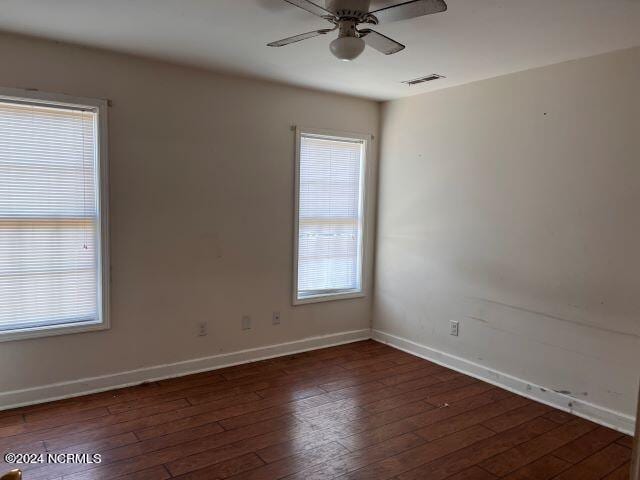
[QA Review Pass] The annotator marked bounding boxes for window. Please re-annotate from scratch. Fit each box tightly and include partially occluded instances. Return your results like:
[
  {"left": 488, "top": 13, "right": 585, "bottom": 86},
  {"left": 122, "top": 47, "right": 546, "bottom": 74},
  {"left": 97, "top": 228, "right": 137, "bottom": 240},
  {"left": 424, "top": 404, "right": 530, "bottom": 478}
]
[
  {"left": 0, "top": 88, "right": 109, "bottom": 341},
  {"left": 293, "top": 128, "right": 370, "bottom": 304}
]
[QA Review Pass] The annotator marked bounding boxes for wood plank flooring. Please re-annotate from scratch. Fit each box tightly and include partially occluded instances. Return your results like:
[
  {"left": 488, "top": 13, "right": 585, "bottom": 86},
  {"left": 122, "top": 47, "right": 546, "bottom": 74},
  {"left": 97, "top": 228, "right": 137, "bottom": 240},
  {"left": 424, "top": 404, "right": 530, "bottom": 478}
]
[{"left": 0, "top": 340, "right": 634, "bottom": 479}]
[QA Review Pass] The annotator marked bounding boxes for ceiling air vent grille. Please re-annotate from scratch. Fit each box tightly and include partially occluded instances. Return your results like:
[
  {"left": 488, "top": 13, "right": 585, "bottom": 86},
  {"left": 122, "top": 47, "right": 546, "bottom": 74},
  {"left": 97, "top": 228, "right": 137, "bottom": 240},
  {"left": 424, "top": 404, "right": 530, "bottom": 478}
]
[{"left": 402, "top": 74, "right": 445, "bottom": 86}]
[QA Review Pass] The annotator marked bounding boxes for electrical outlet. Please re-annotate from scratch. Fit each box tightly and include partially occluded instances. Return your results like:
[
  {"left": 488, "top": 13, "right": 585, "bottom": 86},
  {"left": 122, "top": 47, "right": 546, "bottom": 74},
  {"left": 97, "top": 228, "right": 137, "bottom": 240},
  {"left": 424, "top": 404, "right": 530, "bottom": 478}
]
[
  {"left": 197, "top": 321, "right": 207, "bottom": 337},
  {"left": 272, "top": 311, "right": 281, "bottom": 325},
  {"left": 241, "top": 315, "right": 252, "bottom": 330},
  {"left": 449, "top": 320, "right": 459, "bottom": 337}
]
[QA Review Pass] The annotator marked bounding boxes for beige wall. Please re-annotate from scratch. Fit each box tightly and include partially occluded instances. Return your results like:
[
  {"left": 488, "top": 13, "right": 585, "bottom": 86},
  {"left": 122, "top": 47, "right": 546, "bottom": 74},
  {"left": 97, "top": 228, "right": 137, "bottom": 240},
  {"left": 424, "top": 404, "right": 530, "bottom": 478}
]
[
  {"left": 374, "top": 47, "right": 640, "bottom": 418},
  {"left": 0, "top": 33, "right": 378, "bottom": 393},
  {"left": 1, "top": 30, "right": 638, "bottom": 428}
]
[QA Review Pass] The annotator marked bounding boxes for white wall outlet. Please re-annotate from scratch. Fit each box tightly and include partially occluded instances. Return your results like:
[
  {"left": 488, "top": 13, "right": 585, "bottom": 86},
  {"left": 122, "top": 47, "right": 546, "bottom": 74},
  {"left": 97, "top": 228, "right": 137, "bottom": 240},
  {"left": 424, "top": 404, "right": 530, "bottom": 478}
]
[
  {"left": 241, "top": 315, "right": 252, "bottom": 330},
  {"left": 272, "top": 311, "right": 281, "bottom": 325},
  {"left": 197, "top": 321, "right": 207, "bottom": 337},
  {"left": 450, "top": 320, "right": 459, "bottom": 336}
]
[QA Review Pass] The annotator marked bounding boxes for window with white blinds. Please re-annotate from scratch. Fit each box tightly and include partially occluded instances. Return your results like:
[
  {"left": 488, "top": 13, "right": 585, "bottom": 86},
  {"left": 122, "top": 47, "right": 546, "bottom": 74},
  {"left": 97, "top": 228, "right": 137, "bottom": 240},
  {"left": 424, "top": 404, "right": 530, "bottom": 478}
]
[
  {"left": 294, "top": 130, "right": 368, "bottom": 303},
  {"left": 0, "top": 90, "right": 108, "bottom": 340}
]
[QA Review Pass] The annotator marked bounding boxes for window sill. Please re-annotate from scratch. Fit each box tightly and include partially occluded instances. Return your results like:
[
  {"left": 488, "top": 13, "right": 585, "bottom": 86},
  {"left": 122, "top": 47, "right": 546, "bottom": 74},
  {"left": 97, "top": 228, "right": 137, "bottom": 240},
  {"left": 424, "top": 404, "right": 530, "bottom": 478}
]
[
  {"left": 293, "top": 290, "right": 366, "bottom": 306},
  {"left": 0, "top": 319, "right": 109, "bottom": 343}
]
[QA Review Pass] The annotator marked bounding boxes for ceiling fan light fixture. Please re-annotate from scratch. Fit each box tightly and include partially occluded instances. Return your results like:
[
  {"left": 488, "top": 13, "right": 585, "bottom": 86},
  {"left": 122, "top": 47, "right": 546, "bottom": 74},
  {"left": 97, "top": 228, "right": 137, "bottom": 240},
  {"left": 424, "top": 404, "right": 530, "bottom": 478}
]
[{"left": 329, "top": 36, "right": 365, "bottom": 61}]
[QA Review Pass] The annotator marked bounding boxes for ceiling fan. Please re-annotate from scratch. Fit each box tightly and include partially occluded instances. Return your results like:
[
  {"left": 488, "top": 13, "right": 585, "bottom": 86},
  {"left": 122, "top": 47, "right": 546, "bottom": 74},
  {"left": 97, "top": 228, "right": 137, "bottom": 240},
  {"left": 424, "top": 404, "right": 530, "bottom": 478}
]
[{"left": 267, "top": 0, "right": 447, "bottom": 61}]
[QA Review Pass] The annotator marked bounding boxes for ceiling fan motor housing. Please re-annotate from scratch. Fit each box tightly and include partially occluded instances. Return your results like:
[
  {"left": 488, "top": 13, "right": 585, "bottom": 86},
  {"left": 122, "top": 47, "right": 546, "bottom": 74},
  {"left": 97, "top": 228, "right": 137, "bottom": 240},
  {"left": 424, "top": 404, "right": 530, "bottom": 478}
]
[
  {"left": 326, "top": 0, "right": 372, "bottom": 19},
  {"left": 338, "top": 20, "right": 358, "bottom": 38}
]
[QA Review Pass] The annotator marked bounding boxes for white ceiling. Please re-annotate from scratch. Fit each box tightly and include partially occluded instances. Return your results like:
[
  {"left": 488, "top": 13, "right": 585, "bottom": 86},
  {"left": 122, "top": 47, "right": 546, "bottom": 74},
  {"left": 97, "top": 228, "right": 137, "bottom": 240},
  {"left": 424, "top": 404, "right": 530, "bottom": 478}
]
[{"left": 0, "top": 0, "right": 639, "bottom": 100}]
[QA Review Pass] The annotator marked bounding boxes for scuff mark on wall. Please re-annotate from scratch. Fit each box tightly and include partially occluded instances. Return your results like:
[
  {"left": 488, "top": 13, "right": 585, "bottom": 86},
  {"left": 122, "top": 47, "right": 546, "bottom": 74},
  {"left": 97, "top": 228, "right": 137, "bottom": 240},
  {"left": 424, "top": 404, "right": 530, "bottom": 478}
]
[
  {"left": 555, "top": 389, "right": 573, "bottom": 395},
  {"left": 473, "top": 319, "right": 609, "bottom": 362},
  {"left": 468, "top": 315, "right": 489, "bottom": 324},
  {"left": 554, "top": 389, "right": 590, "bottom": 398},
  {"left": 468, "top": 297, "right": 640, "bottom": 339}
]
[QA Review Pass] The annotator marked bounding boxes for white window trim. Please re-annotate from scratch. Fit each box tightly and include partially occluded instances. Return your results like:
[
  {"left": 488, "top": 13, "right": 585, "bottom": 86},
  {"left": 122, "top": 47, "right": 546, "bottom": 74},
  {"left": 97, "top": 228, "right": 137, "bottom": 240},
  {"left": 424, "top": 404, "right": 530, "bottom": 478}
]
[
  {"left": 0, "top": 87, "right": 110, "bottom": 342},
  {"left": 292, "top": 126, "right": 372, "bottom": 306}
]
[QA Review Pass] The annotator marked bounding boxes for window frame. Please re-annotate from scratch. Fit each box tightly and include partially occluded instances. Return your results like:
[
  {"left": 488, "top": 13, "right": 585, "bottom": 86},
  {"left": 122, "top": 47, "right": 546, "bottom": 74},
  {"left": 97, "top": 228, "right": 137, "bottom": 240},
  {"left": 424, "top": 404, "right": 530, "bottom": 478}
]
[
  {"left": 292, "top": 126, "right": 372, "bottom": 306},
  {"left": 0, "top": 87, "right": 110, "bottom": 342}
]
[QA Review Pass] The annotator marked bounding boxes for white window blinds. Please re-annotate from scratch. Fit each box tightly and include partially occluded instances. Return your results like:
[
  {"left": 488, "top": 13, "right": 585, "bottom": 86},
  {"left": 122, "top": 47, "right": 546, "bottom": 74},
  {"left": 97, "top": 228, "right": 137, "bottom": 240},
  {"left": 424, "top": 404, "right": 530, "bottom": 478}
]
[
  {"left": 295, "top": 132, "right": 367, "bottom": 301},
  {"left": 0, "top": 97, "right": 103, "bottom": 334}
]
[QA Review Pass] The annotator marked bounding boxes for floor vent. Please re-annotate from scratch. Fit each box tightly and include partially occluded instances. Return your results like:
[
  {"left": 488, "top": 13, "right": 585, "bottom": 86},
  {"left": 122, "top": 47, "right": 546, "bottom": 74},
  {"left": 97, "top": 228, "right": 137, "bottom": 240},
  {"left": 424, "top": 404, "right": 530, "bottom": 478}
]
[{"left": 402, "top": 74, "right": 445, "bottom": 85}]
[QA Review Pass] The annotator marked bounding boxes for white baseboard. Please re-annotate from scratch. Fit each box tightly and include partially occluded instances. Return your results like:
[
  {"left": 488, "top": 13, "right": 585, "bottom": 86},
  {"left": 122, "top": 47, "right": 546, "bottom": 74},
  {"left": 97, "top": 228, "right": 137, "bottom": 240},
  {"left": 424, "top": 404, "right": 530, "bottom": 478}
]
[
  {"left": 0, "top": 329, "right": 370, "bottom": 411},
  {"left": 372, "top": 329, "right": 635, "bottom": 435},
  {"left": 4, "top": 327, "right": 635, "bottom": 436}
]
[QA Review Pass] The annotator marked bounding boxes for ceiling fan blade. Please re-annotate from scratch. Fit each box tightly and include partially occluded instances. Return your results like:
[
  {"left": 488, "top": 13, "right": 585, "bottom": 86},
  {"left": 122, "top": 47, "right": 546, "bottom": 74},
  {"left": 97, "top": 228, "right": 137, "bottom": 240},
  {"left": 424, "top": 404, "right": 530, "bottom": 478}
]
[
  {"left": 370, "top": 0, "right": 447, "bottom": 24},
  {"left": 281, "top": 0, "right": 336, "bottom": 20},
  {"left": 267, "top": 28, "right": 333, "bottom": 47},
  {"left": 359, "top": 29, "right": 405, "bottom": 55}
]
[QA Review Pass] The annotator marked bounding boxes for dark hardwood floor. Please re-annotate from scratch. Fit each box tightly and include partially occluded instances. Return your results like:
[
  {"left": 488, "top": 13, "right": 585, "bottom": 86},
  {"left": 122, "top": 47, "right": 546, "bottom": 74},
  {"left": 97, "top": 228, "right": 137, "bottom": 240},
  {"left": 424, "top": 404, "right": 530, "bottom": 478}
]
[{"left": 0, "top": 340, "right": 634, "bottom": 479}]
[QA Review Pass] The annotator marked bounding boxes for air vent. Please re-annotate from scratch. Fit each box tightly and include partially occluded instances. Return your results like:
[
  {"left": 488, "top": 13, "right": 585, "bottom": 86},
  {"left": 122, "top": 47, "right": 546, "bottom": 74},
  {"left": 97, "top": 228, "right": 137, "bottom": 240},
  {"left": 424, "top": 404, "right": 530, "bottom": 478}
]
[{"left": 402, "top": 74, "right": 445, "bottom": 86}]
